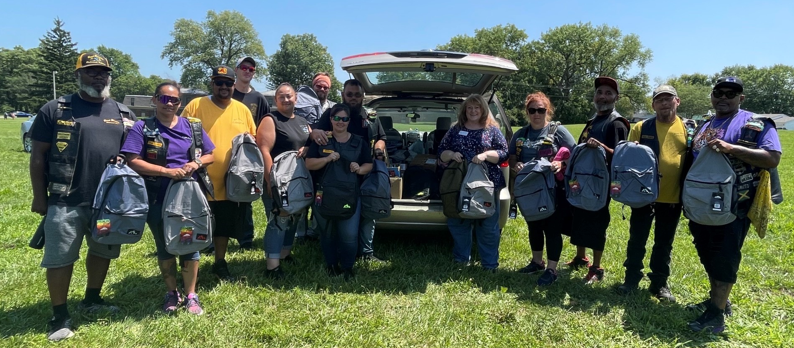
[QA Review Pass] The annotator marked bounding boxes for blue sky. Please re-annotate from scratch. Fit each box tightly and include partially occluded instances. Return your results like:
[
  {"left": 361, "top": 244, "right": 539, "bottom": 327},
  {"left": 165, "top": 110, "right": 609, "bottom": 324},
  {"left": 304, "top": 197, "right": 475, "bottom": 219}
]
[{"left": 2, "top": 0, "right": 792, "bottom": 92}]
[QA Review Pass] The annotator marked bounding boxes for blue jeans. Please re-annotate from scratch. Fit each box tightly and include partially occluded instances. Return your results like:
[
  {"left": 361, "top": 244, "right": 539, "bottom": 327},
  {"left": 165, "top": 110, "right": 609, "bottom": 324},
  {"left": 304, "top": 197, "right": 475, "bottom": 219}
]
[
  {"left": 447, "top": 195, "right": 501, "bottom": 269},
  {"left": 147, "top": 203, "right": 200, "bottom": 263},
  {"left": 262, "top": 195, "right": 300, "bottom": 259},
  {"left": 358, "top": 217, "right": 376, "bottom": 256},
  {"left": 315, "top": 201, "right": 361, "bottom": 270}
]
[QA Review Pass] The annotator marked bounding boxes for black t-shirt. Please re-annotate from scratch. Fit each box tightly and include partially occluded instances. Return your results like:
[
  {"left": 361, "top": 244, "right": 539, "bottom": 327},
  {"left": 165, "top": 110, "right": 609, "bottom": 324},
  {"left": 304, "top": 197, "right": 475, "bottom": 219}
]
[
  {"left": 233, "top": 87, "right": 271, "bottom": 128},
  {"left": 30, "top": 94, "right": 138, "bottom": 206},
  {"left": 307, "top": 134, "right": 372, "bottom": 181},
  {"left": 268, "top": 111, "right": 310, "bottom": 159},
  {"left": 315, "top": 106, "right": 386, "bottom": 149}
]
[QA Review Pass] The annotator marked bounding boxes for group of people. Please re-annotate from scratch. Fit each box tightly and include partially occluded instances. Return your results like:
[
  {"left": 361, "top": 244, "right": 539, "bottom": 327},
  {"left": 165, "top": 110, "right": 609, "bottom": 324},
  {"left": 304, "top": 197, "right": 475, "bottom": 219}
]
[{"left": 28, "top": 52, "right": 780, "bottom": 342}]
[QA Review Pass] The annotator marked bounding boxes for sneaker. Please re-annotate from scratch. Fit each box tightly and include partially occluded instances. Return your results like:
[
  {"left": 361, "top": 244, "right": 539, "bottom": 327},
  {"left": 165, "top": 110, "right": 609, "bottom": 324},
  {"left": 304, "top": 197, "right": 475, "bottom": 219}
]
[
  {"left": 687, "top": 299, "right": 733, "bottom": 317},
  {"left": 184, "top": 293, "right": 204, "bottom": 316},
  {"left": 47, "top": 316, "right": 74, "bottom": 342},
  {"left": 688, "top": 303, "right": 726, "bottom": 334},
  {"left": 649, "top": 285, "right": 677, "bottom": 303},
  {"left": 265, "top": 266, "right": 285, "bottom": 279},
  {"left": 326, "top": 264, "right": 342, "bottom": 277},
  {"left": 212, "top": 259, "right": 234, "bottom": 281},
  {"left": 162, "top": 290, "right": 182, "bottom": 313},
  {"left": 343, "top": 269, "right": 355, "bottom": 281},
  {"left": 281, "top": 254, "right": 297, "bottom": 264},
  {"left": 78, "top": 298, "right": 120, "bottom": 315},
  {"left": 616, "top": 281, "right": 639, "bottom": 296},
  {"left": 483, "top": 267, "right": 498, "bottom": 274},
  {"left": 518, "top": 260, "right": 546, "bottom": 274},
  {"left": 583, "top": 265, "right": 604, "bottom": 284},
  {"left": 537, "top": 269, "right": 558, "bottom": 286},
  {"left": 566, "top": 256, "right": 591, "bottom": 270},
  {"left": 359, "top": 253, "right": 386, "bottom": 263}
]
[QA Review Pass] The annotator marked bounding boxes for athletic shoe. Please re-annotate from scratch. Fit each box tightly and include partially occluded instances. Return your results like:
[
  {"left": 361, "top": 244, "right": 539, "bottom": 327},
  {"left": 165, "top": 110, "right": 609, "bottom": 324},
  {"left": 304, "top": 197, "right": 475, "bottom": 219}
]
[
  {"left": 343, "top": 269, "right": 355, "bottom": 281},
  {"left": 265, "top": 266, "right": 285, "bottom": 280},
  {"left": 649, "top": 285, "right": 677, "bottom": 303},
  {"left": 326, "top": 264, "right": 342, "bottom": 277},
  {"left": 537, "top": 269, "right": 558, "bottom": 286},
  {"left": 583, "top": 265, "right": 604, "bottom": 284},
  {"left": 518, "top": 260, "right": 546, "bottom": 274},
  {"left": 566, "top": 256, "right": 591, "bottom": 270},
  {"left": 688, "top": 303, "right": 725, "bottom": 334},
  {"left": 162, "top": 290, "right": 182, "bottom": 313},
  {"left": 616, "top": 281, "right": 639, "bottom": 296},
  {"left": 47, "top": 316, "right": 74, "bottom": 342},
  {"left": 687, "top": 299, "right": 733, "bottom": 317},
  {"left": 185, "top": 293, "right": 204, "bottom": 316},
  {"left": 212, "top": 259, "right": 234, "bottom": 281},
  {"left": 77, "top": 298, "right": 120, "bottom": 314}
]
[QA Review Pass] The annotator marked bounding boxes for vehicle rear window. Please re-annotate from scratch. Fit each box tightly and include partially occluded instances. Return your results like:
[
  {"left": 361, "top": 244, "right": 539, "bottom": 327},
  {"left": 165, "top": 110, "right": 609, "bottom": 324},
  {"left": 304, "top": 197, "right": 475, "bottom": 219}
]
[{"left": 366, "top": 72, "right": 484, "bottom": 87}]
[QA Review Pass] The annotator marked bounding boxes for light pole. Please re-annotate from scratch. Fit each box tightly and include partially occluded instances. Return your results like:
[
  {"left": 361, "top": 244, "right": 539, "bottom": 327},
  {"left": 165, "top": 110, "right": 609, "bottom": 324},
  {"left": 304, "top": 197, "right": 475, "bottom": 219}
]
[{"left": 52, "top": 71, "right": 57, "bottom": 100}]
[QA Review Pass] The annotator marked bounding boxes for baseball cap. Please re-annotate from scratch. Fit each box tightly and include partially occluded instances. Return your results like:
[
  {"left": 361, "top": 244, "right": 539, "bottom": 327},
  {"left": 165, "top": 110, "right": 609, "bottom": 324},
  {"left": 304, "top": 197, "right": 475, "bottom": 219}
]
[
  {"left": 714, "top": 76, "right": 743, "bottom": 92},
  {"left": 75, "top": 52, "right": 112, "bottom": 71},
  {"left": 594, "top": 76, "right": 619, "bottom": 93},
  {"left": 236, "top": 56, "right": 256, "bottom": 68},
  {"left": 211, "top": 65, "right": 236, "bottom": 80},
  {"left": 652, "top": 85, "right": 678, "bottom": 99}
]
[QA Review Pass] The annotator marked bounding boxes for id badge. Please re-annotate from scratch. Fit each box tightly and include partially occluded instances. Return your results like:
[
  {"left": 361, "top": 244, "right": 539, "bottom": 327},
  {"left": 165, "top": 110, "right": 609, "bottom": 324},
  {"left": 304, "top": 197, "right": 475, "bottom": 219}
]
[
  {"left": 710, "top": 192, "right": 725, "bottom": 212},
  {"left": 459, "top": 130, "right": 469, "bottom": 136},
  {"left": 509, "top": 203, "right": 517, "bottom": 219},
  {"left": 462, "top": 197, "right": 471, "bottom": 212}
]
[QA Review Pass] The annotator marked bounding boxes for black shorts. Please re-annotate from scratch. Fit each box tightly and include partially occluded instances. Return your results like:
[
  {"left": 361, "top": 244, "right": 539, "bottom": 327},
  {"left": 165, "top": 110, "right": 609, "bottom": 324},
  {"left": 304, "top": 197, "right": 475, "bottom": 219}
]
[
  {"left": 570, "top": 203, "right": 611, "bottom": 251},
  {"left": 689, "top": 217, "right": 751, "bottom": 284},
  {"left": 209, "top": 200, "right": 251, "bottom": 239}
]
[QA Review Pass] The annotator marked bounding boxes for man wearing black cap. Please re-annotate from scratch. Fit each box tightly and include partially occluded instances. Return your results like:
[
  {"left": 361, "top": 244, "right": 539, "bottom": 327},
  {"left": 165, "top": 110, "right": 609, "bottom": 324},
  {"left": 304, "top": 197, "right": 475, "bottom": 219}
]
[
  {"left": 618, "top": 85, "right": 693, "bottom": 302},
  {"left": 181, "top": 65, "right": 257, "bottom": 281},
  {"left": 232, "top": 56, "right": 270, "bottom": 251},
  {"left": 684, "top": 76, "right": 781, "bottom": 333},
  {"left": 567, "top": 76, "right": 629, "bottom": 284},
  {"left": 28, "top": 52, "right": 137, "bottom": 341}
]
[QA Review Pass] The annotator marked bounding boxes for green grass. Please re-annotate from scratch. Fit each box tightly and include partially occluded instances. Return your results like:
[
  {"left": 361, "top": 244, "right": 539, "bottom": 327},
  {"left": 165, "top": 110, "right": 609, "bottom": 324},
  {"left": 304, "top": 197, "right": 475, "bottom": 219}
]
[{"left": 1, "top": 118, "right": 792, "bottom": 347}]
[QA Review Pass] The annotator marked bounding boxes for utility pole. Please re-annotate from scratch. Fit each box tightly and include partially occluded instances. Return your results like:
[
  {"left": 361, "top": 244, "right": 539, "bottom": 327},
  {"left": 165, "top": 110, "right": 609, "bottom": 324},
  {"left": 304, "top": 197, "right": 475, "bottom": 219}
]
[{"left": 52, "top": 71, "right": 57, "bottom": 100}]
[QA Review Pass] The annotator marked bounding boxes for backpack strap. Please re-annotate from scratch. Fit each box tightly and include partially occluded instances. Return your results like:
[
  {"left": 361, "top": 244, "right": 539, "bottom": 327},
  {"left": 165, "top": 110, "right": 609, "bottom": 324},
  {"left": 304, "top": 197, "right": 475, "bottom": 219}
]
[
  {"left": 185, "top": 117, "right": 215, "bottom": 200},
  {"left": 639, "top": 117, "right": 660, "bottom": 158},
  {"left": 736, "top": 115, "right": 783, "bottom": 204}
]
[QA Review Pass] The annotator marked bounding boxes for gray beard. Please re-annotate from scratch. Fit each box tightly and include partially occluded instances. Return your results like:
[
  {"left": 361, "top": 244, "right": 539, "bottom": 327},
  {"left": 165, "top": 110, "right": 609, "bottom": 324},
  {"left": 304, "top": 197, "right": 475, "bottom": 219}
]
[
  {"left": 77, "top": 74, "right": 112, "bottom": 99},
  {"left": 593, "top": 102, "right": 615, "bottom": 113}
]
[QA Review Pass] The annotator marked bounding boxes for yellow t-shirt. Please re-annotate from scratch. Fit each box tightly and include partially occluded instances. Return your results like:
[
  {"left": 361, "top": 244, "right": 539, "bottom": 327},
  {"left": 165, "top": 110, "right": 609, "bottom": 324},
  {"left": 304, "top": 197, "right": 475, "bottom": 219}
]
[
  {"left": 182, "top": 96, "right": 256, "bottom": 201},
  {"left": 628, "top": 117, "right": 688, "bottom": 203}
]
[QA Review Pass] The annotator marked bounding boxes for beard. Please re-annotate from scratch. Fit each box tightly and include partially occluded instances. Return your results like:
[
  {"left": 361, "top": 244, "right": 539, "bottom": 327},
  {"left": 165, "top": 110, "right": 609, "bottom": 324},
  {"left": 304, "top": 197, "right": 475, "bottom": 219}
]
[
  {"left": 345, "top": 101, "right": 362, "bottom": 116},
  {"left": 77, "top": 74, "right": 111, "bottom": 99},
  {"left": 593, "top": 101, "right": 615, "bottom": 112}
]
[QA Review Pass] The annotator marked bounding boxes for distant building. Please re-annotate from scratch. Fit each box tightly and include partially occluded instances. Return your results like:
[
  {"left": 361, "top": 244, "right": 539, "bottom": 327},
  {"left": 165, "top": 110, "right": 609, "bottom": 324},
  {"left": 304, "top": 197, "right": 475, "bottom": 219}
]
[
  {"left": 754, "top": 113, "right": 794, "bottom": 129},
  {"left": 122, "top": 88, "right": 208, "bottom": 118}
]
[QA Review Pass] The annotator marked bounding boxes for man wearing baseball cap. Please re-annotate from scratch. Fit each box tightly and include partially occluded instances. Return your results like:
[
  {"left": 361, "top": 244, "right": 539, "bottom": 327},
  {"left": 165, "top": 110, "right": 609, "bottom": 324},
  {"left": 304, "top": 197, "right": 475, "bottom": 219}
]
[
  {"left": 181, "top": 65, "right": 256, "bottom": 281},
  {"left": 617, "top": 85, "right": 693, "bottom": 302},
  {"left": 231, "top": 57, "right": 271, "bottom": 251},
  {"left": 567, "top": 76, "right": 629, "bottom": 284},
  {"left": 28, "top": 51, "right": 137, "bottom": 341},
  {"left": 684, "top": 76, "right": 781, "bottom": 333}
]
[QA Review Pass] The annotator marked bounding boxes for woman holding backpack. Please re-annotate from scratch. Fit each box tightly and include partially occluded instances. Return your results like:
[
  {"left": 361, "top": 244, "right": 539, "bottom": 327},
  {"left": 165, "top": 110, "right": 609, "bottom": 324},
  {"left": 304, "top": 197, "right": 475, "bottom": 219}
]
[
  {"left": 437, "top": 94, "right": 508, "bottom": 272},
  {"left": 121, "top": 81, "right": 215, "bottom": 315},
  {"left": 509, "top": 92, "right": 576, "bottom": 285},
  {"left": 305, "top": 104, "right": 373, "bottom": 280}
]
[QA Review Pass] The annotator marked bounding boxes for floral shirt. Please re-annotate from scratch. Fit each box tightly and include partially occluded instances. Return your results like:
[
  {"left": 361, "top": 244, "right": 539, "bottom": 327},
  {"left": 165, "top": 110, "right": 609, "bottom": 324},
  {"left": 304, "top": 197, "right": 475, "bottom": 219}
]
[{"left": 437, "top": 124, "right": 508, "bottom": 188}]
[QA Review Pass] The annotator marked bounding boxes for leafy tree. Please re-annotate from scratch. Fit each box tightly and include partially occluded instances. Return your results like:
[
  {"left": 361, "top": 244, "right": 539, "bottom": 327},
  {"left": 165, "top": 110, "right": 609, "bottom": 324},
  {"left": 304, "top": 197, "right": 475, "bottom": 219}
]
[
  {"left": 0, "top": 46, "right": 45, "bottom": 112},
  {"left": 87, "top": 46, "right": 163, "bottom": 101},
  {"left": 37, "top": 17, "right": 79, "bottom": 101},
  {"left": 717, "top": 64, "right": 794, "bottom": 115},
  {"left": 161, "top": 10, "right": 266, "bottom": 89},
  {"left": 266, "top": 33, "right": 341, "bottom": 100},
  {"left": 664, "top": 73, "right": 713, "bottom": 118}
]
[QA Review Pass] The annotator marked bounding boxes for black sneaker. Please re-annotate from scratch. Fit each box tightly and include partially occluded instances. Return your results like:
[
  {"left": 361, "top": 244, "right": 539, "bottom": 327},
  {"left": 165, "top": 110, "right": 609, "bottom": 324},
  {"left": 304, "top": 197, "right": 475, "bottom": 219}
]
[
  {"left": 212, "top": 259, "right": 234, "bottom": 281},
  {"left": 47, "top": 316, "right": 74, "bottom": 342},
  {"left": 649, "top": 285, "right": 677, "bottom": 303},
  {"left": 265, "top": 266, "right": 285, "bottom": 280},
  {"left": 537, "top": 269, "right": 558, "bottom": 286},
  {"left": 281, "top": 254, "right": 297, "bottom": 265},
  {"left": 687, "top": 299, "right": 733, "bottom": 317},
  {"left": 688, "top": 303, "right": 726, "bottom": 334},
  {"left": 616, "top": 282, "right": 639, "bottom": 296},
  {"left": 78, "top": 298, "right": 120, "bottom": 315},
  {"left": 518, "top": 260, "right": 546, "bottom": 274},
  {"left": 326, "top": 264, "right": 342, "bottom": 277},
  {"left": 359, "top": 253, "right": 386, "bottom": 263},
  {"left": 343, "top": 269, "right": 355, "bottom": 281}
]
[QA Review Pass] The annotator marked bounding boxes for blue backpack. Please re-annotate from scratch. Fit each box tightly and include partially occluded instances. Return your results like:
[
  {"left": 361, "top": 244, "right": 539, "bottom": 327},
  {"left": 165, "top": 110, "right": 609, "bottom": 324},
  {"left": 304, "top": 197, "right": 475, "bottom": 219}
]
[
  {"left": 610, "top": 141, "right": 659, "bottom": 208},
  {"left": 514, "top": 158, "right": 556, "bottom": 221},
  {"left": 91, "top": 155, "right": 149, "bottom": 245},
  {"left": 565, "top": 144, "right": 609, "bottom": 211}
]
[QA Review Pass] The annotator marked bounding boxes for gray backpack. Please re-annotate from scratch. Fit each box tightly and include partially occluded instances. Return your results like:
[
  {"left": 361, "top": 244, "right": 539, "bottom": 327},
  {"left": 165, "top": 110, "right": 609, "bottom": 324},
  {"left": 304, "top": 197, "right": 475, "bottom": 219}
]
[
  {"left": 682, "top": 148, "right": 737, "bottom": 226},
  {"left": 458, "top": 163, "right": 496, "bottom": 219},
  {"left": 162, "top": 178, "right": 214, "bottom": 256},
  {"left": 565, "top": 144, "right": 609, "bottom": 211},
  {"left": 610, "top": 141, "right": 659, "bottom": 208},
  {"left": 270, "top": 150, "right": 314, "bottom": 215},
  {"left": 514, "top": 158, "right": 556, "bottom": 221},
  {"left": 360, "top": 159, "right": 391, "bottom": 220},
  {"left": 91, "top": 156, "right": 149, "bottom": 245},
  {"left": 226, "top": 133, "right": 265, "bottom": 202}
]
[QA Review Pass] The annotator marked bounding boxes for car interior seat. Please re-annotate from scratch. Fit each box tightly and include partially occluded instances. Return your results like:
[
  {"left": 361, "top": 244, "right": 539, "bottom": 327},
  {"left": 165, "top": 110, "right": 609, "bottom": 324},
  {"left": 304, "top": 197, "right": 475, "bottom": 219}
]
[{"left": 427, "top": 116, "right": 452, "bottom": 155}]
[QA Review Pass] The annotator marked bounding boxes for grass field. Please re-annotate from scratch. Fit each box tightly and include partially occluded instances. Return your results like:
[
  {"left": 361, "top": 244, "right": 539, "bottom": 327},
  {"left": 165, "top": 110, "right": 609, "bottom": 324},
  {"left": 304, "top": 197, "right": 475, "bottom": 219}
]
[{"left": 1, "top": 119, "right": 792, "bottom": 347}]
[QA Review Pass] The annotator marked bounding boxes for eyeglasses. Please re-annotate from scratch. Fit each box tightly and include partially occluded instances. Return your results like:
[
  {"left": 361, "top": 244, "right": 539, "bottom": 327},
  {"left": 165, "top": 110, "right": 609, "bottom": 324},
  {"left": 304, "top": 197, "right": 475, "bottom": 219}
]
[
  {"left": 345, "top": 92, "right": 363, "bottom": 98},
  {"left": 653, "top": 96, "right": 675, "bottom": 103},
  {"left": 712, "top": 89, "right": 741, "bottom": 99},
  {"left": 214, "top": 80, "right": 234, "bottom": 87},
  {"left": 527, "top": 108, "right": 547, "bottom": 115},
  {"left": 238, "top": 66, "right": 255, "bottom": 73},
  {"left": 84, "top": 69, "right": 111, "bottom": 78},
  {"left": 332, "top": 116, "right": 351, "bottom": 122},
  {"left": 155, "top": 95, "right": 181, "bottom": 105}
]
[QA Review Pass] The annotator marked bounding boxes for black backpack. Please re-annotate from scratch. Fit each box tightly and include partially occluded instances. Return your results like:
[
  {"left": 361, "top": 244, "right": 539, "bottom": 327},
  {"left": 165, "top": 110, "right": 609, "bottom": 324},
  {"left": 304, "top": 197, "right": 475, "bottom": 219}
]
[
  {"left": 317, "top": 139, "right": 361, "bottom": 220},
  {"left": 360, "top": 159, "right": 391, "bottom": 220},
  {"left": 440, "top": 160, "right": 468, "bottom": 219}
]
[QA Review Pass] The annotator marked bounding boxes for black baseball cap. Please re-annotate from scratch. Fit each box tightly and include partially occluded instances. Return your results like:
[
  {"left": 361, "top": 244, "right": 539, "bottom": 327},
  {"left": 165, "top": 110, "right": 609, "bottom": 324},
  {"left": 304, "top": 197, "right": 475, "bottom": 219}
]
[
  {"left": 211, "top": 65, "right": 236, "bottom": 80},
  {"left": 75, "top": 52, "right": 112, "bottom": 71},
  {"left": 594, "top": 76, "right": 619, "bottom": 94},
  {"left": 714, "top": 76, "right": 743, "bottom": 92}
]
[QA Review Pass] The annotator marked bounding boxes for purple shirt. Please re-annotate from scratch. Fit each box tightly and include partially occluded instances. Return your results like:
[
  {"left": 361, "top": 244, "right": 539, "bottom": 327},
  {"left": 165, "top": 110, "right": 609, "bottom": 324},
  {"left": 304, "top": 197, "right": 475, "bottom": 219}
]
[
  {"left": 437, "top": 124, "right": 509, "bottom": 189},
  {"left": 692, "top": 109, "right": 782, "bottom": 159},
  {"left": 121, "top": 117, "right": 215, "bottom": 203}
]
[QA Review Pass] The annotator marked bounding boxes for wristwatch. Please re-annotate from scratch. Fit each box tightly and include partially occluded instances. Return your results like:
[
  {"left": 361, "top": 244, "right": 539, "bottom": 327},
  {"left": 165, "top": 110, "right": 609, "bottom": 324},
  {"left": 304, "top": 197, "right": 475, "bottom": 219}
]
[{"left": 194, "top": 158, "right": 203, "bottom": 168}]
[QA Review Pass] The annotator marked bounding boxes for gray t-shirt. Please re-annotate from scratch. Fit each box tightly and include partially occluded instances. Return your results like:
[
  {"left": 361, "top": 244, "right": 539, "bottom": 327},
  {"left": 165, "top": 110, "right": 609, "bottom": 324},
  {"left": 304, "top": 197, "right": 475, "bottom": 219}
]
[{"left": 509, "top": 123, "right": 576, "bottom": 163}]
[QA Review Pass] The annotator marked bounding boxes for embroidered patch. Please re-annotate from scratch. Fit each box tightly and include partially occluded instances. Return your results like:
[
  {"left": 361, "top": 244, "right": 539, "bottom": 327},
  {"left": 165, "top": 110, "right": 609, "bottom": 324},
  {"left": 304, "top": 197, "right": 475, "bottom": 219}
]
[
  {"left": 56, "top": 142, "right": 68, "bottom": 152},
  {"left": 104, "top": 119, "right": 120, "bottom": 125},
  {"left": 56, "top": 132, "right": 71, "bottom": 140}
]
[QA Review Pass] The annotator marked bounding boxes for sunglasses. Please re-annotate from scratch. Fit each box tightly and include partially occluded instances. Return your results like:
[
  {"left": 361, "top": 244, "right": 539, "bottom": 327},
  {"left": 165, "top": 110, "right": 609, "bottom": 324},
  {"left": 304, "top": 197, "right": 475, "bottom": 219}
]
[
  {"left": 332, "top": 116, "right": 351, "bottom": 122},
  {"left": 155, "top": 95, "right": 181, "bottom": 105},
  {"left": 345, "top": 92, "right": 363, "bottom": 98},
  {"left": 84, "top": 69, "right": 111, "bottom": 78},
  {"left": 214, "top": 80, "right": 234, "bottom": 87},
  {"left": 238, "top": 66, "right": 255, "bottom": 73},
  {"left": 527, "top": 108, "right": 547, "bottom": 115},
  {"left": 712, "top": 89, "right": 741, "bottom": 99}
]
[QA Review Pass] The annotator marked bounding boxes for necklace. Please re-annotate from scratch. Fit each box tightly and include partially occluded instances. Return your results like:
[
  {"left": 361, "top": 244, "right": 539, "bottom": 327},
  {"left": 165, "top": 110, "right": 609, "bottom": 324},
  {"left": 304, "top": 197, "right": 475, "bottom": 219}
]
[{"left": 708, "top": 112, "right": 738, "bottom": 131}]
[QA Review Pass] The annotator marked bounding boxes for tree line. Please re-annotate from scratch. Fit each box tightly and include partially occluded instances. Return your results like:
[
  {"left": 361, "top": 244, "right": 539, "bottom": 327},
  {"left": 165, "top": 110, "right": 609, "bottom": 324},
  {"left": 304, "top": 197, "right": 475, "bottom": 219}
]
[{"left": 3, "top": 12, "right": 793, "bottom": 126}]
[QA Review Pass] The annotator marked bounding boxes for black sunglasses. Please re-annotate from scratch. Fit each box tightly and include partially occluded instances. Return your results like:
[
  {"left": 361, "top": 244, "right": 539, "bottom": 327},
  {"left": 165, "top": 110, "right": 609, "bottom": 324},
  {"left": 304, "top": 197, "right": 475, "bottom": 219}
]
[
  {"left": 527, "top": 107, "right": 547, "bottom": 115},
  {"left": 712, "top": 89, "right": 741, "bottom": 99},
  {"left": 332, "top": 116, "right": 351, "bottom": 122},
  {"left": 155, "top": 95, "right": 181, "bottom": 105},
  {"left": 84, "top": 69, "right": 111, "bottom": 78},
  {"left": 214, "top": 80, "right": 234, "bottom": 87},
  {"left": 345, "top": 92, "right": 363, "bottom": 98}
]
